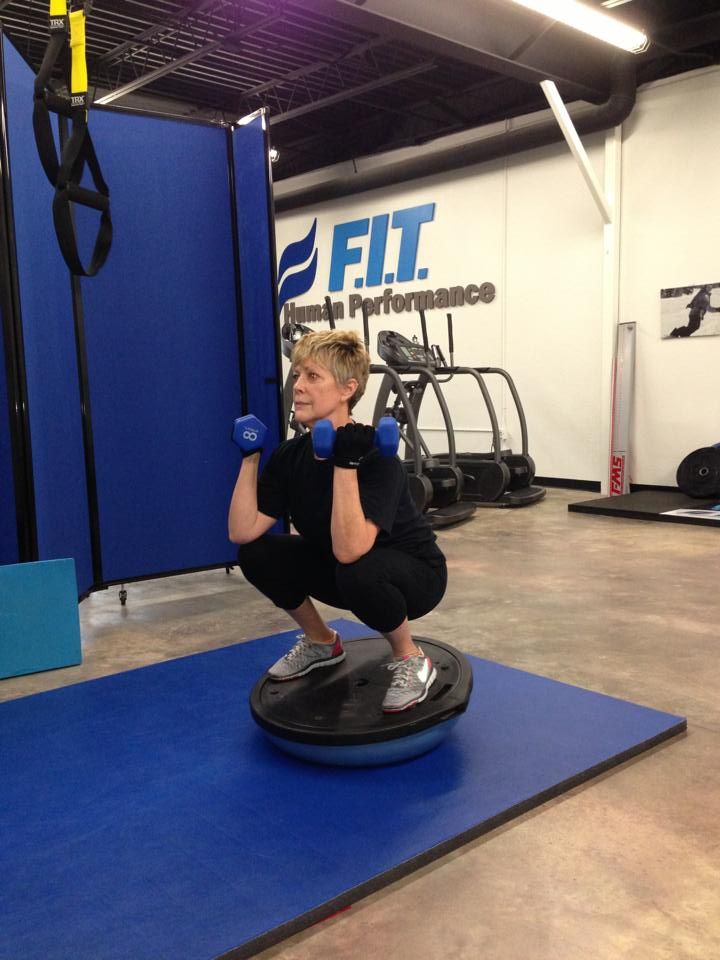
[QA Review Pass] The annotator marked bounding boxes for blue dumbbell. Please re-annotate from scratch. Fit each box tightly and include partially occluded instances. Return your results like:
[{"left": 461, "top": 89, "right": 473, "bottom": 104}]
[
  {"left": 312, "top": 416, "right": 400, "bottom": 459},
  {"left": 232, "top": 415, "right": 267, "bottom": 454},
  {"left": 375, "top": 417, "right": 401, "bottom": 456}
]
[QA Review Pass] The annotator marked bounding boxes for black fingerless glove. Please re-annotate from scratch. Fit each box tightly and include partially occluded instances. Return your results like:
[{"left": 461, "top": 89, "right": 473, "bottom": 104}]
[{"left": 333, "top": 423, "right": 376, "bottom": 469}]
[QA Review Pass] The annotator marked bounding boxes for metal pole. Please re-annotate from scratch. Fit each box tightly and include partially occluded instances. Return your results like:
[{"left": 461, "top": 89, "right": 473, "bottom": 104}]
[
  {"left": 601, "top": 125, "right": 625, "bottom": 493},
  {"left": 540, "top": 79, "right": 613, "bottom": 225}
]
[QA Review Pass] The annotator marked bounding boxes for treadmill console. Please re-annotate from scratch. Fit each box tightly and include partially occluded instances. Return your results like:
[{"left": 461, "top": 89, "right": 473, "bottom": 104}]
[{"left": 377, "top": 330, "right": 435, "bottom": 368}]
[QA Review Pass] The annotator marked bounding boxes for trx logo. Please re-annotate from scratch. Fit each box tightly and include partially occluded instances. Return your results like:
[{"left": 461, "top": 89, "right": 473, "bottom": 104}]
[
  {"left": 49, "top": 17, "right": 65, "bottom": 29},
  {"left": 610, "top": 454, "right": 625, "bottom": 496},
  {"left": 71, "top": 95, "right": 86, "bottom": 108}
]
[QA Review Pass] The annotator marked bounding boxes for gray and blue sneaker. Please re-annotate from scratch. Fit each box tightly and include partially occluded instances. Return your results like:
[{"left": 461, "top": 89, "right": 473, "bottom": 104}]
[
  {"left": 268, "top": 631, "right": 345, "bottom": 681},
  {"left": 382, "top": 647, "right": 437, "bottom": 713}
]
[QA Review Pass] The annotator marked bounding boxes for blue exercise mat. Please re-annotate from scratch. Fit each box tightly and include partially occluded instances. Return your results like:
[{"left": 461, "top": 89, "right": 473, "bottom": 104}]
[{"left": 0, "top": 619, "right": 685, "bottom": 960}]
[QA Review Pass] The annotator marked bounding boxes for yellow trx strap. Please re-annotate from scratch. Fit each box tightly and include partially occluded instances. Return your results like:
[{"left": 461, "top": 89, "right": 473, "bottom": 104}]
[
  {"left": 33, "top": 0, "right": 112, "bottom": 277},
  {"left": 68, "top": 8, "right": 88, "bottom": 106}
]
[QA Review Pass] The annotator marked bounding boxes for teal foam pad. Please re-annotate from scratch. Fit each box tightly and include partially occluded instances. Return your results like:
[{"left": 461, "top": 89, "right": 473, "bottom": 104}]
[{"left": 0, "top": 558, "right": 81, "bottom": 679}]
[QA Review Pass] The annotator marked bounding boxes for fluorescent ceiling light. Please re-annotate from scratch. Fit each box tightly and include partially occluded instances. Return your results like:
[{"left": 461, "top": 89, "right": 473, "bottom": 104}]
[
  {"left": 236, "top": 108, "right": 267, "bottom": 127},
  {"left": 507, "top": 0, "right": 648, "bottom": 54}
]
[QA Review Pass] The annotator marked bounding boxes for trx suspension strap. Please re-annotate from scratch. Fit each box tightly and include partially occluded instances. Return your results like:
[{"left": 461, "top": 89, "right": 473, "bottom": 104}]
[{"left": 33, "top": 0, "right": 112, "bottom": 277}]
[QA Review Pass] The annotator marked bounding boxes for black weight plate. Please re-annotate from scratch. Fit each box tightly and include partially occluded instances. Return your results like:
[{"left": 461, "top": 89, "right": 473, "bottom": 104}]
[{"left": 676, "top": 446, "right": 720, "bottom": 498}]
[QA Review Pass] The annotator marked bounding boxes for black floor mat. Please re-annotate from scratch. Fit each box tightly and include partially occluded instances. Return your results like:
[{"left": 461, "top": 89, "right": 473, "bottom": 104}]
[{"left": 569, "top": 489, "right": 720, "bottom": 526}]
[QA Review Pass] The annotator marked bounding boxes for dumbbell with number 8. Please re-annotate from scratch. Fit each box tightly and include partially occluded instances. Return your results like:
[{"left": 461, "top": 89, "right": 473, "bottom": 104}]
[{"left": 232, "top": 415, "right": 267, "bottom": 455}]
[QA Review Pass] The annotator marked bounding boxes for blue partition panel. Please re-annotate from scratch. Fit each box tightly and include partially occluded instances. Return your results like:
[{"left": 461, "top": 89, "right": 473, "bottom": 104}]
[
  {"left": 0, "top": 230, "right": 18, "bottom": 564},
  {"left": 2, "top": 36, "right": 93, "bottom": 592},
  {"left": 0, "top": 29, "right": 19, "bottom": 565},
  {"left": 0, "top": 335, "right": 17, "bottom": 564},
  {"left": 80, "top": 111, "right": 241, "bottom": 582},
  {"left": 0, "top": 359, "right": 18, "bottom": 564},
  {"left": 232, "top": 115, "right": 283, "bottom": 449}
]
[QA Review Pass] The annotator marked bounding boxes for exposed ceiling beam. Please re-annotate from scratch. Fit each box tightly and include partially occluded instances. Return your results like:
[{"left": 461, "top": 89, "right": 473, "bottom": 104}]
[
  {"left": 95, "top": 0, "right": 219, "bottom": 67},
  {"left": 320, "top": 0, "right": 614, "bottom": 101},
  {"left": 239, "top": 36, "right": 387, "bottom": 102},
  {"left": 272, "top": 72, "right": 533, "bottom": 177},
  {"left": 654, "top": 12, "right": 720, "bottom": 53},
  {"left": 95, "top": 11, "right": 281, "bottom": 105},
  {"left": 268, "top": 60, "right": 437, "bottom": 125}
]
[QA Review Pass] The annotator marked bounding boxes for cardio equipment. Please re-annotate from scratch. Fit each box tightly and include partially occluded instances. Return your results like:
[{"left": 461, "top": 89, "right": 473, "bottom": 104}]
[
  {"left": 374, "top": 310, "right": 545, "bottom": 508},
  {"left": 362, "top": 304, "right": 477, "bottom": 528}
]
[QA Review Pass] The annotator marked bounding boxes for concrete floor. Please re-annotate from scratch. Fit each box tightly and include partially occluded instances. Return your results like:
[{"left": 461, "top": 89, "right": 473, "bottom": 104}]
[{"left": 2, "top": 488, "right": 719, "bottom": 959}]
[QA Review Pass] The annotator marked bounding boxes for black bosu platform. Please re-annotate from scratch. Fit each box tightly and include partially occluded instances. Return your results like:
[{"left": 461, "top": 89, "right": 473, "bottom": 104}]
[
  {"left": 569, "top": 489, "right": 720, "bottom": 527},
  {"left": 250, "top": 636, "right": 473, "bottom": 766}
]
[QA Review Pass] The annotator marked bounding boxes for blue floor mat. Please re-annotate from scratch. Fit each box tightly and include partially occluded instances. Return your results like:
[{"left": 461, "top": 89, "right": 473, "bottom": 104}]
[{"left": 0, "top": 619, "right": 685, "bottom": 960}]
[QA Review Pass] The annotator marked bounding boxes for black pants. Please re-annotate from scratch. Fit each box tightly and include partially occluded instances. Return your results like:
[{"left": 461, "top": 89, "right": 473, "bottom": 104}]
[{"left": 237, "top": 534, "right": 447, "bottom": 634}]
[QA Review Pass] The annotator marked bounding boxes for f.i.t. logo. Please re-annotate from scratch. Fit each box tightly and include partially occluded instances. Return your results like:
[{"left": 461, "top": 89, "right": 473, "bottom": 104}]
[{"left": 328, "top": 202, "right": 435, "bottom": 293}]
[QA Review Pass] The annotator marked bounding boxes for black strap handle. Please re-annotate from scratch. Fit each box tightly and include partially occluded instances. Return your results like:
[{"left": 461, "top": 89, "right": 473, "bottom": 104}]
[
  {"left": 53, "top": 109, "right": 112, "bottom": 276},
  {"left": 32, "top": 1, "right": 112, "bottom": 277}
]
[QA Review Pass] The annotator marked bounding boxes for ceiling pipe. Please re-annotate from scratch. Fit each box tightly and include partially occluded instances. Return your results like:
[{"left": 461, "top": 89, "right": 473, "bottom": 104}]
[{"left": 274, "top": 56, "right": 636, "bottom": 214}]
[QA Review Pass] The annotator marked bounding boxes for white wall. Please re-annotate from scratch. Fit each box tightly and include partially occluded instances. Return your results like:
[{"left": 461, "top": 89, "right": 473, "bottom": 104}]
[
  {"left": 504, "top": 138, "right": 605, "bottom": 481},
  {"left": 620, "top": 67, "right": 720, "bottom": 485},
  {"left": 274, "top": 66, "right": 720, "bottom": 486}
]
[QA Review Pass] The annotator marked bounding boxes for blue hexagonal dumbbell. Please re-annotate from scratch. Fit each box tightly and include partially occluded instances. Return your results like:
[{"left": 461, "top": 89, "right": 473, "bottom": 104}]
[
  {"left": 375, "top": 416, "right": 400, "bottom": 457},
  {"left": 312, "top": 416, "right": 399, "bottom": 459},
  {"left": 312, "top": 419, "right": 336, "bottom": 459},
  {"left": 232, "top": 415, "right": 267, "bottom": 455}
]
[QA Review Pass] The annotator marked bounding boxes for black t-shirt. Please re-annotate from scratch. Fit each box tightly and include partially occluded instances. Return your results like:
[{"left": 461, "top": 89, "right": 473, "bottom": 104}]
[{"left": 257, "top": 433, "right": 444, "bottom": 565}]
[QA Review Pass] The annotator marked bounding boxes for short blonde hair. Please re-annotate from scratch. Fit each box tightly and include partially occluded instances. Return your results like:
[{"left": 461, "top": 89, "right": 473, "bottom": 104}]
[{"left": 291, "top": 329, "right": 370, "bottom": 411}]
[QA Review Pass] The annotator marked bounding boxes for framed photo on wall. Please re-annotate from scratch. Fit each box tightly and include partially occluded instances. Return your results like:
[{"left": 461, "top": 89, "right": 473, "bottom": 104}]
[{"left": 661, "top": 283, "right": 720, "bottom": 339}]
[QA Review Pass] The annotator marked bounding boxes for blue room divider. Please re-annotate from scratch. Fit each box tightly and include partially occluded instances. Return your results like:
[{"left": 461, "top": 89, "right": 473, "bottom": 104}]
[
  {"left": 79, "top": 110, "right": 243, "bottom": 584},
  {"left": 231, "top": 112, "right": 284, "bottom": 453},
  {"left": 0, "top": 69, "right": 19, "bottom": 567},
  {"left": 1, "top": 33, "right": 93, "bottom": 592},
  {"left": 0, "top": 277, "right": 18, "bottom": 565},
  {"left": 0, "top": 31, "right": 283, "bottom": 595},
  {"left": 0, "top": 320, "right": 17, "bottom": 565}
]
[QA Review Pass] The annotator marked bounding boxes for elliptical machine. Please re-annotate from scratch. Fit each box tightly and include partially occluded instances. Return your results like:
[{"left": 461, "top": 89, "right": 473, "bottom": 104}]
[
  {"left": 363, "top": 304, "right": 476, "bottom": 528},
  {"left": 374, "top": 310, "right": 545, "bottom": 508}
]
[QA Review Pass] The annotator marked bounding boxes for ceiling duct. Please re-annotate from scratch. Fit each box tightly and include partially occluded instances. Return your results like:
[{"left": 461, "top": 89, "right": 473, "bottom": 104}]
[{"left": 275, "top": 55, "right": 636, "bottom": 213}]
